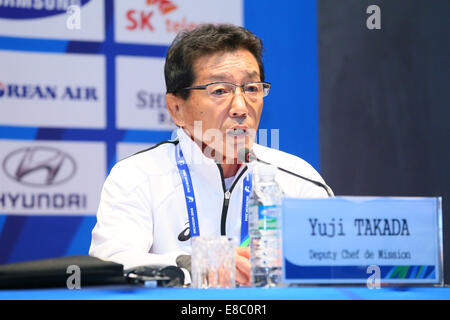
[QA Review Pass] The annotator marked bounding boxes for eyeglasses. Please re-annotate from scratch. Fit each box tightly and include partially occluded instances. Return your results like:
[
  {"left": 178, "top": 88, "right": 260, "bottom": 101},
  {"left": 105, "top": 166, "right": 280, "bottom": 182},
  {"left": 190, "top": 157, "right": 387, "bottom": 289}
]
[{"left": 181, "top": 81, "right": 271, "bottom": 101}]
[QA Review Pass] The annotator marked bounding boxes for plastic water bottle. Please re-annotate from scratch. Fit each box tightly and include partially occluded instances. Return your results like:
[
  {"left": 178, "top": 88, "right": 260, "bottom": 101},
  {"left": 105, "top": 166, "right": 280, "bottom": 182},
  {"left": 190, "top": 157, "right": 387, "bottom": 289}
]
[{"left": 249, "top": 163, "right": 283, "bottom": 287}]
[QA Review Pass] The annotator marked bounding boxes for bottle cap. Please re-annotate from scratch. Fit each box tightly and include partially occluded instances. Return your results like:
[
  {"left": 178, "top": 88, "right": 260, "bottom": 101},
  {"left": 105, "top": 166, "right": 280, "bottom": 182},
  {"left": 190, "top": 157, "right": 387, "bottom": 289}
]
[{"left": 255, "top": 163, "right": 277, "bottom": 178}]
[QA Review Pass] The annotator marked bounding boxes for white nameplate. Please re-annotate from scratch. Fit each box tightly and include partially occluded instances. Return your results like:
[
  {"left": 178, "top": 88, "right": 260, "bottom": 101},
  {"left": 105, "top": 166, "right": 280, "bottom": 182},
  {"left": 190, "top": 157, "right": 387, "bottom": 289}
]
[{"left": 281, "top": 197, "right": 443, "bottom": 284}]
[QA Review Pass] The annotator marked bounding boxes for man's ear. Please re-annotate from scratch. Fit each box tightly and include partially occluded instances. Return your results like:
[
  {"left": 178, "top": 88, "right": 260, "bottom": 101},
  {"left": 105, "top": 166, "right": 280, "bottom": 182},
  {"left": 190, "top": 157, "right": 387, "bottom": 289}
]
[{"left": 166, "top": 93, "right": 185, "bottom": 127}]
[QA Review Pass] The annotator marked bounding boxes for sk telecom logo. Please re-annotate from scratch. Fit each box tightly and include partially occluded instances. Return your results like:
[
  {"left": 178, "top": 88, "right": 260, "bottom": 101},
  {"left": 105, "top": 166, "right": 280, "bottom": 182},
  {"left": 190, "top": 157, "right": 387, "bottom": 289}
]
[
  {"left": 2, "top": 146, "right": 77, "bottom": 187},
  {"left": 147, "top": 0, "right": 177, "bottom": 15},
  {"left": 126, "top": 0, "right": 178, "bottom": 31}
]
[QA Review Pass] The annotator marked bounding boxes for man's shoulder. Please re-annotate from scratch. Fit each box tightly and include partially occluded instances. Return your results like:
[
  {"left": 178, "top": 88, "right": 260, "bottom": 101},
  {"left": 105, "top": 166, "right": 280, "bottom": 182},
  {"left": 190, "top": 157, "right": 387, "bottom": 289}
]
[
  {"left": 117, "top": 140, "right": 178, "bottom": 164},
  {"left": 108, "top": 139, "right": 178, "bottom": 185}
]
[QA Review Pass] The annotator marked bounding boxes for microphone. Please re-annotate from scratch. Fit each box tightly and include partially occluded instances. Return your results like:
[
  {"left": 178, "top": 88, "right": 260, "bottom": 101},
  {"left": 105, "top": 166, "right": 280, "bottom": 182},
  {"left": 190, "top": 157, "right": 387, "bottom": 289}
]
[
  {"left": 237, "top": 148, "right": 254, "bottom": 163},
  {"left": 176, "top": 255, "right": 191, "bottom": 275},
  {"left": 239, "top": 148, "right": 334, "bottom": 197}
]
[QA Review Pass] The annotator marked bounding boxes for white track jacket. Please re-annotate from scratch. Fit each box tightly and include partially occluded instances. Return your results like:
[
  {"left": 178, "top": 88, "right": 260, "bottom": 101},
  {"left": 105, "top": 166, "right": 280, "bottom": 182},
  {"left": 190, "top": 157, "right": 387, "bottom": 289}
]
[{"left": 89, "top": 128, "right": 332, "bottom": 272}]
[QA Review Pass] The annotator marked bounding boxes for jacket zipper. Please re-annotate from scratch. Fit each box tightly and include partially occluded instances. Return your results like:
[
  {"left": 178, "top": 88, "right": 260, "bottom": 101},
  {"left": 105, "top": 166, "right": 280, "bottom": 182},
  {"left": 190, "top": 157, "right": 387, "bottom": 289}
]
[{"left": 218, "top": 164, "right": 248, "bottom": 235}]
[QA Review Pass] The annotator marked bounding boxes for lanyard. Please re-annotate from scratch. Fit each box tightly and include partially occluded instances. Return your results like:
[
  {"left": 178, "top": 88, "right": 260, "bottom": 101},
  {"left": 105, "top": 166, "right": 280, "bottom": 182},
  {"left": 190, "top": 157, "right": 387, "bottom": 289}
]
[{"left": 175, "top": 144, "right": 252, "bottom": 247}]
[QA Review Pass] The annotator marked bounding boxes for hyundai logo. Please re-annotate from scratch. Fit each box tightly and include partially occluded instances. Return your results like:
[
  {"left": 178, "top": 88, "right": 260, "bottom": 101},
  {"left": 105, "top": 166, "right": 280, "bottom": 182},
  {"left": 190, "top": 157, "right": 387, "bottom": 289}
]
[{"left": 2, "top": 146, "right": 77, "bottom": 187}]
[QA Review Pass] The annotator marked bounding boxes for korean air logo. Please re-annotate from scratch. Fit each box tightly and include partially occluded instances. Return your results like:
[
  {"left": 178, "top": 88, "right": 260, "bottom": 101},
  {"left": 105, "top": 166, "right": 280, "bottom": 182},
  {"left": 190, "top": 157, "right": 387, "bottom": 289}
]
[
  {"left": 244, "top": 185, "right": 251, "bottom": 193},
  {"left": 0, "top": 0, "right": 91, "bottom": 19},
  {"left": 186, "top": 195, "right": 194, "bottom": 203},
  {"left": 2, "top": 146, "right": 77, "bottom": 187},
  {"left": 0, "top": 82, "right": 98, "bottom": 101}
]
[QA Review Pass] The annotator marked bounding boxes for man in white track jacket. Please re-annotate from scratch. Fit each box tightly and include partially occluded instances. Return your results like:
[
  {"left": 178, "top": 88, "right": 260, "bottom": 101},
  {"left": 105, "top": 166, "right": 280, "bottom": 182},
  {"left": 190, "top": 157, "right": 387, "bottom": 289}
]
[{"left": 89, "top": 24, "right": 333, "bottom": 286}]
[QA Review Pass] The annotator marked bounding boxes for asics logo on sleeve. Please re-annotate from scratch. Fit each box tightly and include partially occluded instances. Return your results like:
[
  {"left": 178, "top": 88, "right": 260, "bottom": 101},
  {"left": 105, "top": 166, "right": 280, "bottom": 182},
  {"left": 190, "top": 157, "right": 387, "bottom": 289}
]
[{"left": 177, "top": 222, "right": 191, "bottom": 241}]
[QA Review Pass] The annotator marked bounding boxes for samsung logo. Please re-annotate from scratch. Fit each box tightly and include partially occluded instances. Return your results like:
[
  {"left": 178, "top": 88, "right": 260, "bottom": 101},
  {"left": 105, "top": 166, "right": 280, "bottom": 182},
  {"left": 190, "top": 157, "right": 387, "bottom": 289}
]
[
  {"left": 0, "top": 0, "right": 90, "bottom": 19},
  {"left": 0, "top": 82, "right": 98, "bottom": 101},
  {"left": 2, "top": 146, "right": 77, "bottom": 187}
]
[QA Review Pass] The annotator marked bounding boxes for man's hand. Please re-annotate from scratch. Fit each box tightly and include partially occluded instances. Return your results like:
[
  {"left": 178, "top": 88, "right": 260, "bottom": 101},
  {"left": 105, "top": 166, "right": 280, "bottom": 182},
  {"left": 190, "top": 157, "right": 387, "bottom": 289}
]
[{"left": 235, "top": 247, "right": 251, "bottom": 286}]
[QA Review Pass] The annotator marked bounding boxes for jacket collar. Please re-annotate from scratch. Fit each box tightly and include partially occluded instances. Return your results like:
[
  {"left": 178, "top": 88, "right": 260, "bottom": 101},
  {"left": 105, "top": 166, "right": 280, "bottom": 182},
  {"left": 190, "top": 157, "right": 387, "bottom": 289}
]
[
  {"left": 176, "top": 128, "right": 249, "bottom": 191},
  {"left": 176, "top": 127, "right": 217, "bottom": 168}
]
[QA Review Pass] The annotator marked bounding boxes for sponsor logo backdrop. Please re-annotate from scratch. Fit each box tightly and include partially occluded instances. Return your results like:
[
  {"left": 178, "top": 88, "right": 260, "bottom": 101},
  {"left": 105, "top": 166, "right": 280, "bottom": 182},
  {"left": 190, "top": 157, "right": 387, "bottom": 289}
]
[
  {"left": 0, "top": 0, "right": 104, "bottom": 41},
  {"left": 0, "top": 0, "right": 320, "bottom": 264},
  {"left": 0, "top": 140, "right": 105, "bottom": 215},
  {"left": 0, "top": 0, "right": 243, "bottom": 264},
  {"left": 116, "top": 55, "right": 173, "bottom": 130},
  {"left": 0, "top": 51, "right": 106, "bottom": 128}
]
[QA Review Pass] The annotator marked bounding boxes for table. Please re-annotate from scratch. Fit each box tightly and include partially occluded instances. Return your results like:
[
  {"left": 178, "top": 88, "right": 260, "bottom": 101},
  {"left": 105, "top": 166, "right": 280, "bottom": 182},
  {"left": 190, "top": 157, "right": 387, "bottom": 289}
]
[{"left": 1, "top": 285, "right": 449, "bottom": 300}]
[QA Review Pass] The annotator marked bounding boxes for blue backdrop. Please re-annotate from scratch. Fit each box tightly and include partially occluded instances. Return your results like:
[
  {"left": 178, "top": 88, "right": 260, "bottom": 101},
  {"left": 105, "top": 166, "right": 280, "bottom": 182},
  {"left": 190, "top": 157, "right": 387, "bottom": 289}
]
[{"left": 0, "top": 0, "right": 319, "bottom": 264}]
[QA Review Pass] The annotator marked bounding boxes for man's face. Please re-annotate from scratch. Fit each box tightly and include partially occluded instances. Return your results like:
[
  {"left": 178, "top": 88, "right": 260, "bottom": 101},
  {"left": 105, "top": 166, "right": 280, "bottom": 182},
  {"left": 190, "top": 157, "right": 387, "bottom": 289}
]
[{"left": 172, "top": 49, "right": 264, "bottom": 162}]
